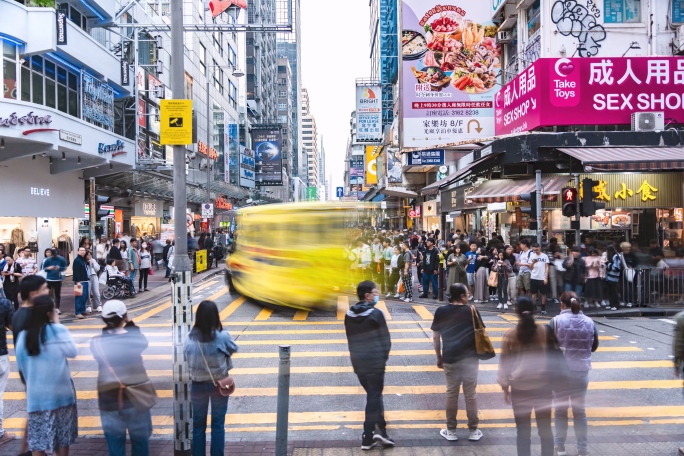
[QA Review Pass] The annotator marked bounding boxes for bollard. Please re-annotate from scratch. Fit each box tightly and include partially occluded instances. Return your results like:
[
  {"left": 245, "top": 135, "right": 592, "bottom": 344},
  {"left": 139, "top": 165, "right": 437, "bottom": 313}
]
[
  {"left": 275, "top": 345, "right": 291, "bottom": 456},
  {"left": 438, "top": 263, "right": 444, "bottom": 302}
]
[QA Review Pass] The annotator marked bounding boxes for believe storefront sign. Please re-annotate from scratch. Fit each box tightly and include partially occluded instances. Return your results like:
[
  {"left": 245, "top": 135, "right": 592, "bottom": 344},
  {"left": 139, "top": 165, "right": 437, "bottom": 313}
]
[{"left": 495, "top": 57, "right": 684, "bottom": 135}]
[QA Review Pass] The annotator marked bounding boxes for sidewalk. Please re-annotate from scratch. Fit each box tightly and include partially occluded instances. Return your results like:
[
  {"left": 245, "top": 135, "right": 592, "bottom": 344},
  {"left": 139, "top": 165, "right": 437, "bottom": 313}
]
[{"left": 45, "top": 265, "right": 224, "bottom": 322}]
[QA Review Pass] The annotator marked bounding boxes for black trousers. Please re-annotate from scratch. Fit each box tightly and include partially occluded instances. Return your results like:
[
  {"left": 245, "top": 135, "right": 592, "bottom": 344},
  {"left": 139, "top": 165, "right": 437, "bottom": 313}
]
[
  {"left": 47, "top": 281, "right": 62, "bottom": 308},
  {"left": 139, "top": 268, "right": 149, "bottom": 290},
  {"left": 356, "top": 372, "right": 387, "bottom": 435}
]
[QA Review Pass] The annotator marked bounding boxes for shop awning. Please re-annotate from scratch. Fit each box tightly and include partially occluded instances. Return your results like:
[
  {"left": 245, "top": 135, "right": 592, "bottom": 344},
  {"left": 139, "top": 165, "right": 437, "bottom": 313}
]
[
  {"left": 421, "top": 154, "right": 499, "bottom": 196},
  {"left": 466, "top": 176, "right": 570, "bottom": 204},
  {"left": 557, "top": 147, "right": 684, "bottom": 171},
  {"left": 380, "top": 187, "right": 419, "bottom": 199}
]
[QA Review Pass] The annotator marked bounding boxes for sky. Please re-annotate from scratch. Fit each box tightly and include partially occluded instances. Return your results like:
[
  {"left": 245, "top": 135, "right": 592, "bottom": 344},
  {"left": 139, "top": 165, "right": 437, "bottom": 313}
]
[{"left": 300, "top": 0, "right": 370, "bottom": 195}]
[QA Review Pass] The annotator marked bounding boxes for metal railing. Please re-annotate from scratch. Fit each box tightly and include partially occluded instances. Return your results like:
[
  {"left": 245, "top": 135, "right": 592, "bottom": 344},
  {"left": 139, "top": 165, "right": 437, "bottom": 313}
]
[{"left": 620, "top": 267, "right": 684, "bottom": 307}]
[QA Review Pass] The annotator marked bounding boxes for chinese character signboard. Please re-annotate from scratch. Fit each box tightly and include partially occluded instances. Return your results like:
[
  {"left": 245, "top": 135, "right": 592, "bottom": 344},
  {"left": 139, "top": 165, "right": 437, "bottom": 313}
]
[
  {"left": 252, "top": 128, "right": 283, "bottom": 186},
  {"left": 496, "top": 57, "right": 684, "bottom": 135},
  {"left": 407, "top": 149, "right": 445, "bottom": 165},
  {"left": 355, "top": 85, "right": 383, "bottom": 143},
  {"left": 401, "top": 1, "right": 501, "bottom": 148},
  {"left": 81, "top": 71, "right": 114, "bottom": 131}
]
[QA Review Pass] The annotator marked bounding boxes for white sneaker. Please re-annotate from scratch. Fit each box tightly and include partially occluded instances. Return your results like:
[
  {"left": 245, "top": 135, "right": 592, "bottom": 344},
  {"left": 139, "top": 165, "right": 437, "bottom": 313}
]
[
  {"left": 96, "top": 305, "right": 103, "bottom": 312},
  {"left": 506, "top": 301, "right": 512, "bottom": 305},
  {"left": 386, "top": 293, "right": 392, "bottom": 298},
  {"left": 393, "top": 293, "right": 400, "bottom": 298},
  {"left": 595, "top": 302, "right": 601, "bottom": 308},
  {"left": 85, "top": 306, "right": 92, "bottom": 314},
  {"left": 473, "top": 299, "right": 481, "bottom": 303},
  {"left": 440, "top": 429, "right": 458, "bottom": 441},
  {"left": 403, "top": 297, "right": 411, "bottom": 303},
  {"left": 55, "top": 309, "right": 61, "bottom": 315},
  {"left": 468, "top": 295, "right": 473, "bottom": 301},
  {"left": 503, "top": 304, "right": 509, "bottom": 310},
  {"left": 496, "top": 303, "right": 503, "bottom": 309},
  {"left": 610, "top": 307, "right": 618, "bottom": 311},
  {"left": 626, "top": 302, "right": 633, "bottom": 307},
  {"left": 601, "top": 300, "right": 609, "bottom": 306},
  {"left": 468, "top": 429, "right": 483, "bottom": 441},
  {"left": 583, "top": 303, "right": 589, "bottom": 309}
]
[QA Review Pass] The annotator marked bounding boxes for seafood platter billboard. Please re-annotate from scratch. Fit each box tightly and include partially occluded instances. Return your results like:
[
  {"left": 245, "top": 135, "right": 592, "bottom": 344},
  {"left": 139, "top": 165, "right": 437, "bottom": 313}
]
[{"left": 401, "top": 1, "right": 501, "bottom": 148}]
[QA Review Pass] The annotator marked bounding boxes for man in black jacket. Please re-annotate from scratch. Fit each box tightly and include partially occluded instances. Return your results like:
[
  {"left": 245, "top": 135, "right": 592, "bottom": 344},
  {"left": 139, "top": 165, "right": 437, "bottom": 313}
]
[
  {"left": 72, "top": 246, "right": 90, "bottom": 319},
  {"left": 344, "top": 280, "right": 394, "bottom": 450},
  {"left": 420, "top": 238, "right": 440, "bottom": 299}
]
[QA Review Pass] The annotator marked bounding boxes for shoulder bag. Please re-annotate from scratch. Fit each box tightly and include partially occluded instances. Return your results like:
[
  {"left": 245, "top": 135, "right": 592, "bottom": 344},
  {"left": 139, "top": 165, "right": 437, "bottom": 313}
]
[
  {"left": 197, "top": 340, "right": 235, "bottom": 397},
  {"left": 487, "top": 269, "right": 498, "bottom": 287},
  {"left": 470, "top": 305, "right": 496, "bottom": 360},
  {"left": 546, "top": 323, "right": 572, "bottom": 391},
  {"left": 92, "top": 336, "right": 157, "bottom": 411},
  {"left": 619, "top": 253, "right": 636, "bottom": 283}
]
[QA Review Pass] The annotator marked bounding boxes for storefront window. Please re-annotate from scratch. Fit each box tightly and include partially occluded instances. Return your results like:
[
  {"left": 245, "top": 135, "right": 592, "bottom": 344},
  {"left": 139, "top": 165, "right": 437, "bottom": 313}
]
[
  {"left": 2, "top": 41, "right": 17, "bottom": 99},
  {"left": 527, "top": 0, "right": 541, "bottom": 38}
]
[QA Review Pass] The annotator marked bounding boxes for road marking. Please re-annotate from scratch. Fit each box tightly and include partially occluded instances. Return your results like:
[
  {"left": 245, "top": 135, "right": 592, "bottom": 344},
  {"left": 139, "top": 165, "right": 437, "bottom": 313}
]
[
  {"left": 500, "top": 314, "right": 519, "bottom": 323},
  {"left": 134, "top": 301, "right": 171, "bottom": 323},
  {"left": 293, "top": 310, "right": 309, "bottom": 321},
  {"left": 254, "top": 308, "right": 273, "bottom": 321},
  {"left": 659, "top": 319, "right": 677, "bottom": 325},
  {"left": 219, "top": 296, "right": 247, "bottom": 320},
  {"left": 375, "top": 301, "right": 392, "bottom": 320},
  {"left": 62, "top": 320, "right": 510, "bottom": 329},
  {"left": 337, "top": 295, "right": 349, "bottom": 320},
  {"left": 412, "top": 305, "right": 434, "bottom": 320}
]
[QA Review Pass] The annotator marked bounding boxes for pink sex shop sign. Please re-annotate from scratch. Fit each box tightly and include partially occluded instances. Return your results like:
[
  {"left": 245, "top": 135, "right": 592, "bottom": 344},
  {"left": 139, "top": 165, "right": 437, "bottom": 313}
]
[{"left": 495, "top": 57, "right": 684, "bottom": 135}]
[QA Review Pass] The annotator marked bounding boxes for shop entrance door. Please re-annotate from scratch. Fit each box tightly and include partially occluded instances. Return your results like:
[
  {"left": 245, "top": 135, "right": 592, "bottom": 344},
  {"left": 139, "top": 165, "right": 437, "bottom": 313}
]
[{"left": 37, "top": 218, "right": 52, "bottom": 265}]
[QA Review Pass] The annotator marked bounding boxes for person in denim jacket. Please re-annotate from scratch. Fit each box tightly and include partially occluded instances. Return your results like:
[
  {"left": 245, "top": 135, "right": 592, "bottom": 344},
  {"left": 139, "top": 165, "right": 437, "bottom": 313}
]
[{"left": 183, "top": 300, "right": 238, "bottom": 456}]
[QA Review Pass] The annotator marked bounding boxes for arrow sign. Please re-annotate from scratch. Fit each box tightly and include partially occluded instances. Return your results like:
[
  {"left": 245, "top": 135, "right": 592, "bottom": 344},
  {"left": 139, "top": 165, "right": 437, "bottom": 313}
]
[
  {"left": 531, "top": 98, "right": 537, "bottom": 109},
  {"left": 467, "top": 119, "right": 483, "bottom": 134},
  {"left": 336, "top": 187, "right": 344, "bottom": 198}
]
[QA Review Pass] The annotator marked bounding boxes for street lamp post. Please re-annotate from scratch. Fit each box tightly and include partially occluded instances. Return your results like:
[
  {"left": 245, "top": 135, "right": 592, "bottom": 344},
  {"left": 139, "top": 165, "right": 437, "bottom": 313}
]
[{"left": 206, "top": 77, "right": 213, "bottom": 227}]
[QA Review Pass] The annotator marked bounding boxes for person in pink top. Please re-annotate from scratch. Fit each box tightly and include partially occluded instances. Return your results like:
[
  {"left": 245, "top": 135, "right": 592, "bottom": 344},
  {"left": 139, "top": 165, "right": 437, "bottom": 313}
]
[{"left": 582, "top": 249, "right": 602, "bottom": 309}]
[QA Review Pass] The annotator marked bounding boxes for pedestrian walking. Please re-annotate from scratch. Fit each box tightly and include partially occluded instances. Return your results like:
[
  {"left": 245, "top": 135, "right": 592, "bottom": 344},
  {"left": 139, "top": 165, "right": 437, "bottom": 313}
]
[
  {"left": 446, "top": 245, "right": 468, "bottom": 290},
  {"left": 1, "top": 257, "right": 22, "bottom": 310},
  {"left": 385, "top": 246, "right": 401, "bottom": 298},
  {"left": 419, "top": 238, "right": 440, "bottom": 299},
  {"left": 138, "top": 242, "right": 152, "bottom": 291},
  {"left": 73, "top": 246, "right": 90, "bottom": 319},
  {"left": 494, "top": 251, "right": 513, "bottom": 310},
  {"left": 400, "top": 242, "right": 414, "bottom": 303},
  {"left": 563, "top": 246, "right": 586, "bottom": 299},
  {"left": 163, "top": 239, "right": 173, "bottom": 279},
  {"left": 529, "top": 243, "right": 550, "bottom": 315},
  {"left": 583, "top": 249, "right": 603, "bottom": 309},
  {"left": 91, "top": 300, "right": 155, "bottom": 456},
  {"left": 431, "top": 283, "right": 484, "bottom": 442},
  {"left": 151, "top": 237, "right": 164, "bottom": 271},
  {"left": 0, "top": 293, "right": 16, "bottom": 446},
  {"left": 465, "top": 243, "right": 477, "bottom": 298},
  {"left": 550, "top": 291, "right": 599, "bottom": 456},
  {"left": 504, "top": 245, "right": 518, "bottom": 306},
  {"left": 381, "top": 238, "right": 393, "bottom": 295},
  {"left": 516, "top": 240, "right": 533, "bottom": 297},
  {"left": 344, "top": 281, "right": 394, "bottom": 450},
  {"left": 86, "top": 250, "right": 102, "bottom": 312},
  {"left": 183, "top": 300, "right": 238, "bottom": 456},
  {"left": 15, "top": 295, "right": 78, "bottom": 456},
  {"left": 604, "top": 245, "right": 621, "bottom": 311},
  {"left": 473, "top": 247, "right": 489, "bottom": 303},
  {"left": 128, "top": 240, "right": 140, "bottom": 293},
  {"left": 498, "top": 296, "right": 555, "bottom": 456},
  {"left": 41, "top": 248, "right": 66, "bottom": 313}
]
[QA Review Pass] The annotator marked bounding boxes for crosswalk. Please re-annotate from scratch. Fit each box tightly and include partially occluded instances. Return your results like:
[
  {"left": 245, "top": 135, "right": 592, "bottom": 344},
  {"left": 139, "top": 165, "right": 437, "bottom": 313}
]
[{"left": 3, "top": 279, "right": 681, "bottom": 439}]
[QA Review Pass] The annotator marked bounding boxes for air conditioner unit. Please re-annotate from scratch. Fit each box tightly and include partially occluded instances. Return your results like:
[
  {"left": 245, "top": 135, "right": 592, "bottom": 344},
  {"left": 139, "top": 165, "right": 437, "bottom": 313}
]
[
  {"left": 631, "top": 112, "right": 665, "bottom": 132},
  {"left": 497, "top": 31, "right": 512, "bottom": 44}
]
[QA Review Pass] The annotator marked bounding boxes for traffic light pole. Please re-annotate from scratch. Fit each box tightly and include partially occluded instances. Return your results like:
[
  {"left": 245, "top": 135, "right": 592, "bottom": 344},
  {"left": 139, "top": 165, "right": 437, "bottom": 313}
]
[
  {"left": 89, "top": 177, "right": 96, "bottom": 244},
  {"left": 170, "top": 0, "right": 194, "bottom": 454},
  {"left": 535, "top": 170, "right": 542, "bottom": 245},
  {"left": 574, "top": 174, "right": 581, "bottom": 247}
]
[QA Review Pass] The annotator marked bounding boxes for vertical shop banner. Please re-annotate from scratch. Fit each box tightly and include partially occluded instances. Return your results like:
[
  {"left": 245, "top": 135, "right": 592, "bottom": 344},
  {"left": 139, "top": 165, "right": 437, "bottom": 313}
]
[
  {"left": 401, "top": 2, "right": 501, "bottom": 148},
  {"left": 56, "top": 9, "right": 68, "bottom": 45},
  {"left": 120, "top": 59, "right": 130, "bottom": 86},
  {"left": 239, "top": 145, "right": 256, "bottom": 188},
  {"left": 349, "top": 155, "right": 365, "bottom": 186},
  {"left": 355, "top": 85, "right": 383, "bottom": 143},
  {"left": 226, "top": 115, "right": 238, "bottom": 183},
  {"left": 252, "top": 128, "right": 283, "bottom": 186},
  {"left": 81, "top": 71, "right": 114, "bottom": 131},
  {"left": 365, "top": 145, "right": 380, "bottom": 185},
  {"left": 386, "top": 147, "right": 403, "bottom": 184}
]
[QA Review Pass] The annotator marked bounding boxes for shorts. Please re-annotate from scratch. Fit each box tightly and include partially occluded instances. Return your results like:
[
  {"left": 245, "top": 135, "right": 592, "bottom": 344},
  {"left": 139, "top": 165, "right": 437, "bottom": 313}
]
[
  {"left": 467, "top": 272, "right": 475, "bottom": 286},
  {"left": 530, "top": 279, "right": 548, "bottom": 295},
  {"left": 516, "top": 271, "right": 531, "bottom": 291}
]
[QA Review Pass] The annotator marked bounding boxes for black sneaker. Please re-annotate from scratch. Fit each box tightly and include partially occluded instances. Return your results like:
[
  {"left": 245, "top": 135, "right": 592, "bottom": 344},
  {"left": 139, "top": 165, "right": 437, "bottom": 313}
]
[
  {"left": 361, "top": 433, "right": 376, "bottom": 450},
  {"left": 418, "top": 294, "right": 428, "bottom": 298},
  {"left": 373, "top": 429, "right": 395, "bottom": 446}
]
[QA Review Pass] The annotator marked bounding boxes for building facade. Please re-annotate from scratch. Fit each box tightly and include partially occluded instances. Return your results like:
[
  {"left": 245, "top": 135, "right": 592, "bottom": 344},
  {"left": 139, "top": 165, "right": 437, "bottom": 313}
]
[
  {"left": 301, "top": 88, "right": 319, "bottom": 188},
  {"left": 246, "top": 0, "right": 277, "bottom": 123}
]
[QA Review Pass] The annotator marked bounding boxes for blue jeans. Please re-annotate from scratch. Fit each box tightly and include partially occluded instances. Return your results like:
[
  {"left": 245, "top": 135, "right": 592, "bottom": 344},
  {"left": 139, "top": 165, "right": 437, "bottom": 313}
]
[
  {"left": 100, "top": 407, "right": 152, "bottom": 456},
  {"left": 129, "top": 270, "right": 137, "bottom": 292},
  {"left": 75, "top": 281, "right": 89, "bottom": 315},
  {"left": 192, "top": 380, "right": 228, "bottom": 456},
  {"left": 165, "top": 261, "right": 171, "bottom": 278},
  {"left": 564, "top": 282, "right": 583, "bottom": 299},
  {"left": 554, "top": 371, "right": 589, "bottom": 452},
  {"left": 422, "top": 272, "right": 438, "bottom": 297}
]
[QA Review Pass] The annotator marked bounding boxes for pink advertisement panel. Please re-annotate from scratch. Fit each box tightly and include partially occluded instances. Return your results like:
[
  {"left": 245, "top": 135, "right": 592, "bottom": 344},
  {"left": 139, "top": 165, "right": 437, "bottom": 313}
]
[{"left": 495, "top": 57, "right": 684, "bottom": 135}]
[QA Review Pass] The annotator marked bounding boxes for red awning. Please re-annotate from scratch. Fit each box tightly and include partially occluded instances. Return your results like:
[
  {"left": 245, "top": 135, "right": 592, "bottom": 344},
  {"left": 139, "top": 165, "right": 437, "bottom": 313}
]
[{"left": 466, "top": 176, "right": 570, "bottom": 204}]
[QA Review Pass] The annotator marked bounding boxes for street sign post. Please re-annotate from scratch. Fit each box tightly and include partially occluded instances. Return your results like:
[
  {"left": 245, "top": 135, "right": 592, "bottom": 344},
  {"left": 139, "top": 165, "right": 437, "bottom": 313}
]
[
  {"left": 202, "top": 203, "right": 214, "bottom": 219},
  {"left": 160, "top": 99, "right": 193, "bottom": 145},
  {"left": 336, "top": 187, "right": 343, "bottom": 198}
]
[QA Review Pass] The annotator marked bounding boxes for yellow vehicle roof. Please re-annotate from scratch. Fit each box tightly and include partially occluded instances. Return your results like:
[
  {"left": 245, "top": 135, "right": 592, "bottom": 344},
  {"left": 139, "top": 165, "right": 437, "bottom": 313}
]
[{"left": 235, "top": 201, "right": 375, "bottom": 216}]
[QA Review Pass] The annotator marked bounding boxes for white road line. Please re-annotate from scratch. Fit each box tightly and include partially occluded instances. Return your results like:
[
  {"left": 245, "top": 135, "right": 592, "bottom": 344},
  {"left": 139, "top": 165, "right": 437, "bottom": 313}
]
[{"left": 659, "top": 319, "right": 677, "bottom": 325}]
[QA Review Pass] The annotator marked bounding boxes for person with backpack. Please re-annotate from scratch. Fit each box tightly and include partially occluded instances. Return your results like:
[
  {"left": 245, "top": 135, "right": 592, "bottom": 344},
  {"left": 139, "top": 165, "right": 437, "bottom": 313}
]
[{"left": 400, "top": 242, "right": 414, "bottom": 302}]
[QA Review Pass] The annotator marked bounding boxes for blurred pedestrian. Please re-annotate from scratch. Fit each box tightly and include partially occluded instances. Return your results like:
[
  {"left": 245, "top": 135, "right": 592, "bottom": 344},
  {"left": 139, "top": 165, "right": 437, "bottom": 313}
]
[
  {"left": 550, "top": 291, "right": 599, "bottom": 456},
  {"left": 432, "top": 283, "right": 483, "bottom": 442},
  {"left": 15, "top": 295, "right": 78, "bottom": 456},
  {"left": 184, "top": 301, "right": 238, "bottom": 456},
  {"left": 91, "top": 300, "right": 154, "bottom": 456},
  {"left": 128, "top": 240, "right": 140, "bottom": 293},
  {"left": 163, "top": 239, "right": 173, "bottom": 278},
  {"left": 138, "top": 242, "right": 152, "bottom": 292},
  {"left": 473, "top": 247, "right": 489, "bottom": 303},
  {"left": 386, "top": 246, "right": 401, "bottom": 298},
  {"left": 151, "top": 237, "right": 164, "bottom": 271},
  {"left": 529, "top": 243, "right": 550, "bottom": 315},
  {"left": 41, "top": 248, "right": 66, "bottom": 313},
  {"left": 400, "top": 242, "right": 414, "bottom": 303},
  {"left": 85, "top": 250, "right": 102, "bottom": 313},
  {"left": 563, "top": 246, "right": 586, "bottom": 300},
  {"left": 73, "top": 246, "right": 90, "bottom": 319},
  {"left": 1, "top": 257, "right": 22, "bottom": 310},
  {"left": 498, "top": 296, "right": 554, "bottom": 456},
  {"left": 419, "top": 238, "right": 439, "bottom": 299},
  {"left": 0, "top": 293, "right": 15, "bottom": 445},
  {"left": 583, "top": 249, "right": 603, "bottom": 309},
  {"left": 446, "top": 245, "right": 468, "bottom": 290},
  {"left": 619, "top": 242, "right": 639, "bottom": 307},
  {"left": 344, "top": 281, "right": 394, "bottom": 450},
  {"left": 673, "top": 307, "right": 684, "bottom": 456}
]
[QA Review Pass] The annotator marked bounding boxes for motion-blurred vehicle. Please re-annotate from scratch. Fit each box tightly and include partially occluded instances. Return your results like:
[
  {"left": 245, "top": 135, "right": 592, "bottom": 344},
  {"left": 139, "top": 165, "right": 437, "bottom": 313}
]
[{"left": 225, "top": 201, "right": 370, "bottom": 310}]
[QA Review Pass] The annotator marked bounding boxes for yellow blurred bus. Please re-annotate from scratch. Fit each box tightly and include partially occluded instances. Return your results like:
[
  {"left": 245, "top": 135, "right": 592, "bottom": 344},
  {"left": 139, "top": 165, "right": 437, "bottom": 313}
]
[{"left": 225, "top": 201, "right": 372, "bottom": 310}]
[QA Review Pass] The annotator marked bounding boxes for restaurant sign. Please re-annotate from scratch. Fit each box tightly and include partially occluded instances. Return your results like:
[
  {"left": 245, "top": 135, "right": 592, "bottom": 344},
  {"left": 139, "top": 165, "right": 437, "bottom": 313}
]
[{"left": 496, "top": 57, "right": 684, "bottom": 135}]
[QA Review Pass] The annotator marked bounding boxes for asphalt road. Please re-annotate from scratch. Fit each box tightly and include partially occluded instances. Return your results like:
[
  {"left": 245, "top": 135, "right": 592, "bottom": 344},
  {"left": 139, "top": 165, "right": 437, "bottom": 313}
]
[{"left": 4, "top": 280, "right": 684, "bottom": 453}]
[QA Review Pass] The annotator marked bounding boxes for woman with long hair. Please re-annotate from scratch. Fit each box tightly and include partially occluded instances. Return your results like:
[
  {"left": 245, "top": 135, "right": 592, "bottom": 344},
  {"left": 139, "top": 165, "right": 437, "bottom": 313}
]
[
  {"left": 473, "top": 247, "right": 489, "bottom": 303},
  {"left": 183, "top": 300, "right": 239, "bottom": 456},
  {"left": 386, "top": 245, "right": 402, "bottom": 298},
  {"left": 15, "top": 295, "right": 78, "bottom": 456},
  {"left": 550, "top": 291, "right": 598, "bottom": 456},
  {"left": 498, "top": 296, "right": 554, "bottom": 456},
  {"left": 138, "top": 242, "right": 152, "bottom": 292},
  {"left": 446, "top": 244, "right": 468, "bottom": 290},
  {"left": 583, "top": 249, "right": 602, "bottom": 309},
  {"left": 504, "top": 245, "right": 518, "bottom": 305}
]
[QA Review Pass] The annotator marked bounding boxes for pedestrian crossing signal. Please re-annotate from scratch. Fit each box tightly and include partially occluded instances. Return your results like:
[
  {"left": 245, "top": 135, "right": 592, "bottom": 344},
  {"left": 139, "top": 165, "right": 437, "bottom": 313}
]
[{"left": 562, "top": 187, "right": 578, "bottom": 217}]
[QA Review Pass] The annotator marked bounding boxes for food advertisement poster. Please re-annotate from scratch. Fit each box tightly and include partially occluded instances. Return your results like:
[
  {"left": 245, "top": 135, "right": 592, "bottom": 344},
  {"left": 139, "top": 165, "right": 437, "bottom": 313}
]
[
  {"left": 589, "top": 209, "right": 632, "bottom": 230},
  {"left": 252, "top": 128, "right": 282, "bottom": 186},
  {"left": 401, "top": 1, "right": 501, "bottom": 148},
  {"left": 496, "top": 57, "right": 684, "bottom": 135},
  {"left": 355, "top": 85, "right": 383, "bottom": 143}
]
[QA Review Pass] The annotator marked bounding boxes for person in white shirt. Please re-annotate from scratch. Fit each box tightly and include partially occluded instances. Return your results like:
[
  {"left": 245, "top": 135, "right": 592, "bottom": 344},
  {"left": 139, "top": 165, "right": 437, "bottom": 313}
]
[
  {"left": 528, "top": 242, "right": 550, "bottom": 315},
  {"left": 16, "top": 248, "right": 37, "bottom": 277},
  {"left": 85, "top": 250, "right": 102, "bottom": 312},
  {"left": 515, "top": 240, "right": 533, "bottom": 297}
]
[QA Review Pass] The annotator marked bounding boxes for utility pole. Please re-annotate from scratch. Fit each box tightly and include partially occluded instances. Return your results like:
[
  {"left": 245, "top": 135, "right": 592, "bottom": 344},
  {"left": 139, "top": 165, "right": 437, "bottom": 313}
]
[
  {"left": 89, "top": 177, "right": 96, "bottom": 243},
  {"left": 574, "top": 173, "right": 581, "bottom": 247},
  {"left": 170, "top": 0, "right": 193, "bottom": 454},
  {"left": 206, "top": 78, "right": 212, "bottom": 228},
  {"left": 535, "top": 170, "right": 542, "bottom": 246}
]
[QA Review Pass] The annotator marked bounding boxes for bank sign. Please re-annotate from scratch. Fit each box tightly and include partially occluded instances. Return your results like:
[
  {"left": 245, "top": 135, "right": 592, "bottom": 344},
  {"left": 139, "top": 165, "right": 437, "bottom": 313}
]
[{"left": 495, "top": 57, "right": 684, "bottom": 135}]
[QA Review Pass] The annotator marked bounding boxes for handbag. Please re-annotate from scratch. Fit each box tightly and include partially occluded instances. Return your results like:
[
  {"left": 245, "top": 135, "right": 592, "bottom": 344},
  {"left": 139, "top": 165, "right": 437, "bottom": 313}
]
[
  {"left": 197, "top": 340, "right": 235, "bottom": 397},
  {"left": 92, "top": 336, "right": 157, "bottom": 411},
  {"left": 619, "top": 253, "right": 636, "bottom": 283},
  {"left": 470, "top": 305, "right": 496, "bottom": 360},
  {"left": 398, "top": 281, "right": 405, "bottom": 294},
  {"left": 487, "top": 270, "right": 498, "bottom": 287},
  {"left": 74, "top": 282, "right": 83, "bottom": 296}
]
